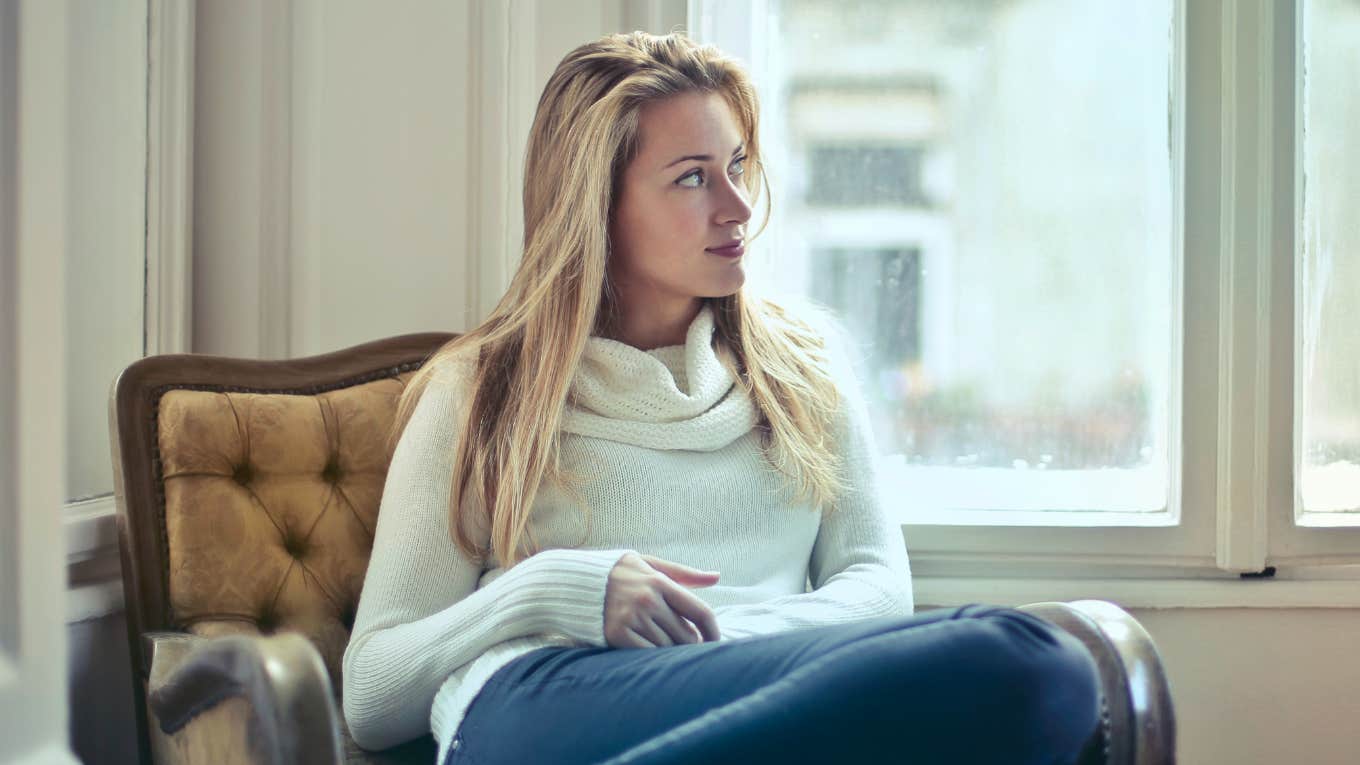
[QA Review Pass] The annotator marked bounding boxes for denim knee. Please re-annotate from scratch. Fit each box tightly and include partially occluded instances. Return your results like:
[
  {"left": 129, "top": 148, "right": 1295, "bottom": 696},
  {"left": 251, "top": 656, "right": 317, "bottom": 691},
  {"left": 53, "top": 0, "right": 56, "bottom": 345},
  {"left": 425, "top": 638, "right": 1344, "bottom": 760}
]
[{"left": 963, "top": 608, "right": 1102, "bottom": 760}]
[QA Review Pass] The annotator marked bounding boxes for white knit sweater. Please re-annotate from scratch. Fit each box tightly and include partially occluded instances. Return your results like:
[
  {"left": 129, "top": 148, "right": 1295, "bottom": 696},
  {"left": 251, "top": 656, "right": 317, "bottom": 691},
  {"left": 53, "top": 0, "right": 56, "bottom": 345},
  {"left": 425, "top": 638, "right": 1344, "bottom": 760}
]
[{"left": 341, "top": 303, "right": 914, "bottom": 761}]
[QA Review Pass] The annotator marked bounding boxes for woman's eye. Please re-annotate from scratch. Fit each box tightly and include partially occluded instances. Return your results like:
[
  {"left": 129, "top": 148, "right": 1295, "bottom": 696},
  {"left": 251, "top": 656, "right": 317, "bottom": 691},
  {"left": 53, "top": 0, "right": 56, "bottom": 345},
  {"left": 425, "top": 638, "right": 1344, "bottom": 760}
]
[
  {"left": 677, "top": 170, "right": 704, "bottom": 188},
  {"left": 676, "top": 157, "right": 746, "bottom": 188}
]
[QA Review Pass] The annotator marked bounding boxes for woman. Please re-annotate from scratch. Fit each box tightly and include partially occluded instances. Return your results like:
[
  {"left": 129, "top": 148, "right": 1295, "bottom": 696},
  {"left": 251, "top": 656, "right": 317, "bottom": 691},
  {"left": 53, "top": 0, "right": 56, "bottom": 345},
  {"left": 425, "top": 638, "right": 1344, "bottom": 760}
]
[{"left": 342, "top": 31, "right": 1100, "bottom": 765}]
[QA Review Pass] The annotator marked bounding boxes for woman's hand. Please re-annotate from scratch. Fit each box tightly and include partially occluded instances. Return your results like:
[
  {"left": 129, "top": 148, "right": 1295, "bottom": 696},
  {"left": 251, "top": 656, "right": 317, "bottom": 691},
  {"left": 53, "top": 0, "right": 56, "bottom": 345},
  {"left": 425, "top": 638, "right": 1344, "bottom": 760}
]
[{"left": 604, "top": 553, "right": 722, "bottom": 648}]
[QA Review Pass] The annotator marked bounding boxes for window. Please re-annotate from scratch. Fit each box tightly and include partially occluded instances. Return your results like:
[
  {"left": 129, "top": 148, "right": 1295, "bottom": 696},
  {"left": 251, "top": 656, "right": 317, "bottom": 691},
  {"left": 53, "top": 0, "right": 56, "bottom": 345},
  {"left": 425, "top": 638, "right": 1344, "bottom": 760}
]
[
  {"left": 751, "top": 0, "right": 1178, "bottom": 520},
  {"left": 805, "top": 143, "right": 929, "bottom": 208},
  {"left": 692, "top": 0, "right": 1360, "bottom": 590},
  {"left": 1298, "top": 0, "right": 1360, "bottom": 521}
]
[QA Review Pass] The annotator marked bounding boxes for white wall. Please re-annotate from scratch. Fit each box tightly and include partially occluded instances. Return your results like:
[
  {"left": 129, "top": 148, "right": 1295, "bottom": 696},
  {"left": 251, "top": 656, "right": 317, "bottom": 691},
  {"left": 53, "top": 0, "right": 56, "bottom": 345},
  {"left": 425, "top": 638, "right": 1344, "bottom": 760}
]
[
  {"left": 192, "top": 0, "right": 687, "bottom": 359},
  {"left": 1131, "top": 609, "right": 1360, "bottom": 765},
  {"left": 287, "top": 0, "right": 474, "bottom": 356},
  {"left": 63, "top": 2, "right": 1360, "bottom": 765},
  {"left": 66, "top": 0, "right": 146, "bottom": 502}
]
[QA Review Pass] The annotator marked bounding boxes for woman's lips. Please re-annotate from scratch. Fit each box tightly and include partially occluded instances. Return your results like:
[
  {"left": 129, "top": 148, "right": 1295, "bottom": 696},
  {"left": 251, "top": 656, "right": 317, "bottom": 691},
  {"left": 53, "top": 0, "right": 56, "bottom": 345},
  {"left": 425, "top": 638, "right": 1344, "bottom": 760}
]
[{"left": 706, "top": 242, "right": 745, "bottom": 258}]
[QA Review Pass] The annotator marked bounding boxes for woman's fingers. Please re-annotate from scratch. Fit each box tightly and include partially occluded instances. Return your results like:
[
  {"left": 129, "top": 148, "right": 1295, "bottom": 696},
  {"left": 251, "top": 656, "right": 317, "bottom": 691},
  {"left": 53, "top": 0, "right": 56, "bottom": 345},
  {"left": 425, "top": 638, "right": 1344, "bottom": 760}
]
[
  {"left": 643, "top": 554, "right": 721, "bottom": 588},
  {"left": 623, "top": 627, "right": 655, "bottom": 649},
  {"left": 631, "top": 619, "right": 674, "bottom": 647},
  {"left": 650, "top": 607, "right": 702, "bottom": 645},
  {"left": 603, "top": 553, "right": 723, "bottom": 649},
  {"left": 661, "top": 583, "right": 722, "bottom": 642}
]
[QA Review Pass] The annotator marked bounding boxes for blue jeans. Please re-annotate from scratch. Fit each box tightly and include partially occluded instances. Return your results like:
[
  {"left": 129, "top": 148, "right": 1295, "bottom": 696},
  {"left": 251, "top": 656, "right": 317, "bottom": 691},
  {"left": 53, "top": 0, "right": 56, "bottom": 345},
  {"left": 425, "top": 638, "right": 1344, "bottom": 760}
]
[{"left": 444, "top": 604, "right": 1100, "bottom": 765}]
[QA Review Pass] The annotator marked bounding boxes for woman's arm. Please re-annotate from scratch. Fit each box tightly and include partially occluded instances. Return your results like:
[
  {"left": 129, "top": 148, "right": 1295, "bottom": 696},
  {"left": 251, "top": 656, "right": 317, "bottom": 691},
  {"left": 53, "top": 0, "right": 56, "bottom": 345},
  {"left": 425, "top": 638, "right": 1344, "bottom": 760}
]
[
  {"left": 341, "top": 376, "right": 632, "bottom": 751},
  {"left": 714, "top": 325, "right": 914, "bottom": 641}
]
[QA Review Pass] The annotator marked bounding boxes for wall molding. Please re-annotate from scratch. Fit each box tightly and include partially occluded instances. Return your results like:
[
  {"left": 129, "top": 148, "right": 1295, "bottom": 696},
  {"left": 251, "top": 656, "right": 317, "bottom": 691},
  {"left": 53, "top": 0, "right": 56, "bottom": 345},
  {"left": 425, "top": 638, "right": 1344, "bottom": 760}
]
[
  {"left": 466, "top": 0, "right": 540, "bottom": 325},
  {"left": 1214, "top": 0, "right": 1273, "bottom": 574},
  {"left": 257, "top": 0, "right": 293, "bottom": 359},
  {"left": 1, "top": 0, "right": 19, "bottom": 666},
  {"left": 144, "top": 0, "right": 195, "bottom": 356}
]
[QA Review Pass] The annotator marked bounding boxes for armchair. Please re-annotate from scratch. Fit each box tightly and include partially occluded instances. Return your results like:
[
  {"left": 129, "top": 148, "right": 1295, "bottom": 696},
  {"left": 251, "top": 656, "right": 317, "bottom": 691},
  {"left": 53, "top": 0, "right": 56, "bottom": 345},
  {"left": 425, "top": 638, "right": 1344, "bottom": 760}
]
[{"left": 109, "top": 334, "right": 1175, "bottom": 764}]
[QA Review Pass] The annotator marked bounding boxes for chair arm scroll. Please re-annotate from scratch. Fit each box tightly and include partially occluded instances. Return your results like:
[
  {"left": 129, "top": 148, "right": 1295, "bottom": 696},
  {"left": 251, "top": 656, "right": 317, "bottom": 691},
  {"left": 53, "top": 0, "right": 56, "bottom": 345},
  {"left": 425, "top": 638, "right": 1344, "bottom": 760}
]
[
  {"left": 143, "top": 631, "right": 343, "bottom": 765},
  {"left": 1018, "top": 599, "right": 1176, "bottom": 765}
]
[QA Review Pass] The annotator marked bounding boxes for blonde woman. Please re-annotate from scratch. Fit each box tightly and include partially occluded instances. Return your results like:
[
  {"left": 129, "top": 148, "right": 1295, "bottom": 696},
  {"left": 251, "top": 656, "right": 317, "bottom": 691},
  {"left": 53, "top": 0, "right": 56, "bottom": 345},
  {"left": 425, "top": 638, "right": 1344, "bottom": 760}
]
[{"left": 342, "top": 31, "right": 1100, "bottom": 765}]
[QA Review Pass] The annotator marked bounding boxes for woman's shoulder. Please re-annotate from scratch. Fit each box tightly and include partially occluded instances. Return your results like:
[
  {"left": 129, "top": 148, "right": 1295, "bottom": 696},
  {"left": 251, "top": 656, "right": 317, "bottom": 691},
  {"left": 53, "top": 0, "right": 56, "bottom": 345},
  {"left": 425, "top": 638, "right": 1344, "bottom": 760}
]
[{"left": 422, "top": 344, "right": 480, "bottom": 394}]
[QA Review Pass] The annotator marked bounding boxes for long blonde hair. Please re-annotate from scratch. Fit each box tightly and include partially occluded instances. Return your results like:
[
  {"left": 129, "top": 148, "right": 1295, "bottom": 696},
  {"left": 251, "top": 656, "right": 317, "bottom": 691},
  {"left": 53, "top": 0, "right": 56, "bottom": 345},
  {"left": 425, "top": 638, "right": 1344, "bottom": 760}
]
[{"left": 392, "top": 31, "right": 850, "bottom": 568}]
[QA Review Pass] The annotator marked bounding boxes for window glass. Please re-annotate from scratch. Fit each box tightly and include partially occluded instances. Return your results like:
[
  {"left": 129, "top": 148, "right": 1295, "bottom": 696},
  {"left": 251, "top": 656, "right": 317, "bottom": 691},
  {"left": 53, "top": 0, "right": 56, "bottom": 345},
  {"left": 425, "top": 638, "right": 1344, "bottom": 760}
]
[
  {"left": 749, "top": 0, "right": 1178, "bottom": 517},
  {"left": 1299, "top": 0, "right": 1360, "bottom": 516}
]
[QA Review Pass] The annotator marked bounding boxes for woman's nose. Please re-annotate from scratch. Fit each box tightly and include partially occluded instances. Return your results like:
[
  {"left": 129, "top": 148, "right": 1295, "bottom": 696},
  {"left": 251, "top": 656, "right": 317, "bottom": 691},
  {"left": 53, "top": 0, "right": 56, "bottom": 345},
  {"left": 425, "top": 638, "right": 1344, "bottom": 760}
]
[{"left": 716, "top": 174, "right": 753, "bottom": 227}]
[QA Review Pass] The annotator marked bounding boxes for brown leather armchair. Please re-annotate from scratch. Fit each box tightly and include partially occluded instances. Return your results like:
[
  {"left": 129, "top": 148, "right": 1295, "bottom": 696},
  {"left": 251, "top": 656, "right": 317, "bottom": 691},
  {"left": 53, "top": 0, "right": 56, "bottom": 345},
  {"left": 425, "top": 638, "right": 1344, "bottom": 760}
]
[{"left": 109, "top": 335, "right": 1176, "bottom": 765}]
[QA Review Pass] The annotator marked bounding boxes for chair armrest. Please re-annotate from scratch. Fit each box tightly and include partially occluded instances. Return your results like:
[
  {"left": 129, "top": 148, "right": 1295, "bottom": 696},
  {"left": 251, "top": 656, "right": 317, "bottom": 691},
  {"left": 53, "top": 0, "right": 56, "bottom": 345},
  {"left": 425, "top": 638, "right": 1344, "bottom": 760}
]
[
  {"left": 1018, "top": 600, "right": 1177, "bottom": 765},
  {"left": 143, "top": 630, "right": 343, "bottom": 765}
]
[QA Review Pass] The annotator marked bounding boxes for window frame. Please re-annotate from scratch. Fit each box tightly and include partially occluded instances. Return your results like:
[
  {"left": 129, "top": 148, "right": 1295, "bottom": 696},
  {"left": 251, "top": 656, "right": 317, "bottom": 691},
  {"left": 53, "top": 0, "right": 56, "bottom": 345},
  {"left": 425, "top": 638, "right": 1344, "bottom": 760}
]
[{"left": 691, "top": 0, "right": 1360, "bottom": 602}]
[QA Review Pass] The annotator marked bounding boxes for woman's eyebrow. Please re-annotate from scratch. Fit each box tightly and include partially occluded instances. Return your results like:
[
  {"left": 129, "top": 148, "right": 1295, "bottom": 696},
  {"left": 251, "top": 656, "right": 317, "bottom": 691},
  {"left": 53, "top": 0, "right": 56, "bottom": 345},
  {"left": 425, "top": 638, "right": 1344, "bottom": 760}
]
[{"left": 663, "top": 144, "right": 745, "bottom": 169}]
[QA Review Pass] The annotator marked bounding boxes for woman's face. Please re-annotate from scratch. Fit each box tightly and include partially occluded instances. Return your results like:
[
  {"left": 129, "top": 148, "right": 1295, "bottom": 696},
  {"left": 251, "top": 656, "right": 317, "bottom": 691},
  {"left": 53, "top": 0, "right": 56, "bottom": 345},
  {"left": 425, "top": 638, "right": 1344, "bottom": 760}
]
[{"left": 608, "top": 91, "right": 753, "bottom": 314}]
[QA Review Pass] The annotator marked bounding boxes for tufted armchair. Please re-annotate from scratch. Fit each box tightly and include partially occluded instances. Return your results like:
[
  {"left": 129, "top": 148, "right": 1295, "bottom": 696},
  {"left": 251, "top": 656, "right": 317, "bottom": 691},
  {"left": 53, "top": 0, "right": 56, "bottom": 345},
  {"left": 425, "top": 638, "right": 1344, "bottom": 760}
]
[{"left": 110, "top": 334, "right": 1176, "bottom": 765}]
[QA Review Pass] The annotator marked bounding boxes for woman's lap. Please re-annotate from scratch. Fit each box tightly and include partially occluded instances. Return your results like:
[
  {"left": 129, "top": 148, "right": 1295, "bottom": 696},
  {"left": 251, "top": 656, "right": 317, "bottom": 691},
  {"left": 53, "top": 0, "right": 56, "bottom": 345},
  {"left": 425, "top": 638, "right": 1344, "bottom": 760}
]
[{"left": 447, "top": 604, "right": 1100, "bottom": 765}]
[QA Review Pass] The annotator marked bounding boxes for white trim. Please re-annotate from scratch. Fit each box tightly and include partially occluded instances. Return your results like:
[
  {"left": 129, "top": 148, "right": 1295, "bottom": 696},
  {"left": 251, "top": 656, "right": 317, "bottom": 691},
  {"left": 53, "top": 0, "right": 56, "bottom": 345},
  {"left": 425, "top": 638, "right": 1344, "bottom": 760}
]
[
  {"left": 289, "top": 0, "right": 323, "bottom": 357},
  {"left": 144, "top": 0, "right": 195, "bottom": 357},
  {"left": 1292, "top": 512, "right": 1360, "bottom": 528},
  {"left": 63, "top": 495, "right": 123, "bottom": 625},
  {"left": 63, "top": 496, "right": 125, "bottom": 623},
  {"left": 915, "top": 575, "right": 1360, "bottom": 610},
  {"left": 1214, "top": 0, "right": 1273, "bottom": 574},
  {"left": 66, "top": 578, "right": 124, "bottom": 625},
  {"left": 257, "top": 0, "right": 292, "bottom": 359},
  {"left": 464, "top": 0, "right": 543, "bottom": 327},
  {"left": 503, "top": 0, "right": 535, "bottom": 297},
  {"left": 466, "top": 1, "right": 511, "bottom": 324},
  {"left": 64, "top": 495, "right": 118, "bottom": 565},
  {"left": 5, "top": 746, "right": 81, "bottom": 765},
  {"left": 0, "top": 0, "right": 19, "bottom": 664}
]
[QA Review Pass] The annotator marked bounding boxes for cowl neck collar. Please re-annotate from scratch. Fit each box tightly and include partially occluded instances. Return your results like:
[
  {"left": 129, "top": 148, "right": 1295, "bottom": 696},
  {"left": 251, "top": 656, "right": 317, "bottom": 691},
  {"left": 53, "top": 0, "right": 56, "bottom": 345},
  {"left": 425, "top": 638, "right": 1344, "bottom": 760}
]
[{"left": 562, "top": 304, "right": 758, "bottom": 451}]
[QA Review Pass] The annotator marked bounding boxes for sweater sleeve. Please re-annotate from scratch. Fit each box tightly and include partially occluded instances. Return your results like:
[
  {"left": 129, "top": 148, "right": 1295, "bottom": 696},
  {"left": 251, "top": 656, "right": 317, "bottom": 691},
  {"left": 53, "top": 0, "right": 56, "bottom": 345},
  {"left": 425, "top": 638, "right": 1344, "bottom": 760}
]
[
  {"left": 713, "top": 325, "right": 914, "bottom": 642},
  {"left": 341, "top": 374, "right": 633, "bottom": 751}
]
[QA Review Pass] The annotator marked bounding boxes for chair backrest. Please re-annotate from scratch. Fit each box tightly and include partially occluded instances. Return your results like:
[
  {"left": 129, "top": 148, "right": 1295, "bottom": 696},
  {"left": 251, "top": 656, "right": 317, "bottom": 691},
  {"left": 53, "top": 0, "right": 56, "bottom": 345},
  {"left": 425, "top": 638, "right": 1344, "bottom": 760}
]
[{"left": 109, "top": 333, "right": 454, "bottom": 700}]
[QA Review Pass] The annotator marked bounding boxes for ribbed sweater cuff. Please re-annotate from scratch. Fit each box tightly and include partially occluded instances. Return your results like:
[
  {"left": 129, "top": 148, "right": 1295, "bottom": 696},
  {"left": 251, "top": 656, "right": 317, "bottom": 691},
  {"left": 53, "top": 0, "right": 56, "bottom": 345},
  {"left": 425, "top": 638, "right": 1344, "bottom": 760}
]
[{"left": 514, "top": 547, "right": 634, "bottom": 646}]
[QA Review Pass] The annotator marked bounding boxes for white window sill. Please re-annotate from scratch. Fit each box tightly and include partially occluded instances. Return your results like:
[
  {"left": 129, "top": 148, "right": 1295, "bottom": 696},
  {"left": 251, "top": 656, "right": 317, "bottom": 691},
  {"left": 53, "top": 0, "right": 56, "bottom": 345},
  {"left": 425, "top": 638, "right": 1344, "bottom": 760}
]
[
  {"left": 65, "top": 493, "right": 1360, "bottom": 619},
  {"left": 65, "top": 495, "right": 123, "bottom": 624},
  {"left": 914, "top": 575, "right": 1360, "bottom": 610}
]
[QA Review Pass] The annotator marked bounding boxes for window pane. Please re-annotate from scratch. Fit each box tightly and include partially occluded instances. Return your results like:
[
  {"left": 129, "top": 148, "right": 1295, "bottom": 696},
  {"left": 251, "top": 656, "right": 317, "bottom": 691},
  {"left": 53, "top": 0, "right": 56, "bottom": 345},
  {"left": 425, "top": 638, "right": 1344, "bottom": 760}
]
[
  {"left": 750, "top": 0, "right": 1177, "bottom": 518},
  {"left": 1299, "top": 0, "right": 1360, "bottom": 516}
]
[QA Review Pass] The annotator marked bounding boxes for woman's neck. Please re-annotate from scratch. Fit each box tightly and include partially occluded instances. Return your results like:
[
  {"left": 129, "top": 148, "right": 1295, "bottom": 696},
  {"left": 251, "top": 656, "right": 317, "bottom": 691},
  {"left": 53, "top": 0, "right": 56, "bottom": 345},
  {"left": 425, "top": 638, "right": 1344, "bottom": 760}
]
[{"left": 603, "top": 297, "right": 704, "bottom": 351}]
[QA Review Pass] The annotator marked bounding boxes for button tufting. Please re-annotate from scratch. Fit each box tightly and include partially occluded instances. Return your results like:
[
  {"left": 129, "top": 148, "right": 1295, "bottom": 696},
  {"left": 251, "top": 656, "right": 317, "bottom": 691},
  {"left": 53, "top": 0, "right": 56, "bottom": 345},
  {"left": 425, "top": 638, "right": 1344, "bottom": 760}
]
[
  {"left": 322, "top": 458, "right": 342, "bottom": 484},
  {"left": 282, "top": 535, "right": 306, "bottom": 558},
  {"left": 232, "top": 463, "right": 254, "bottom": 485}
]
